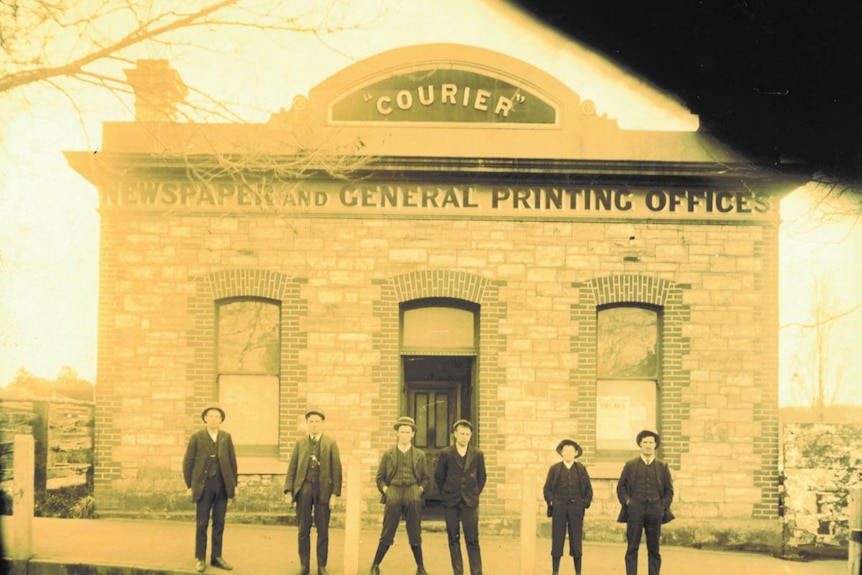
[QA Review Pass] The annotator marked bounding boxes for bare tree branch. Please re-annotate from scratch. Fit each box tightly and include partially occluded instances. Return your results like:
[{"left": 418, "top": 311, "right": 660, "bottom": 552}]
[
  {"left": 0, "top": 0, "right": 243, "bottom": 94},
  {"left": 781, "top": 300, "right": 862, "bottom": 330}
]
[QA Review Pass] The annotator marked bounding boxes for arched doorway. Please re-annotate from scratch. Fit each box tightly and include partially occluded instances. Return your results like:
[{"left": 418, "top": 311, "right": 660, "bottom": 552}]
[{"left": 401, "top": 299, "right": 478, "bottom": 513}]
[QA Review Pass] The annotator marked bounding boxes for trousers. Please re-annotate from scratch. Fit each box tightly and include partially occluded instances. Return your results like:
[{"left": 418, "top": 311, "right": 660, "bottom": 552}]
[
  {"left": 379, "top": 485, "right": 423, "bottom": 546},
  {"left": 295, "top": 481, "right": 331, "bottom": 568},
  {"left": 624, "top": 500, "right": 663, "bottom": 575},
  {"left": 443, "top": 502, "right": 482, "bottom": 575},
  {"left": 195, "top": 474, "right": 227, "bottom": 560},
  {"left": 550, "top": 500, "right": 585, "bottom": 558}
]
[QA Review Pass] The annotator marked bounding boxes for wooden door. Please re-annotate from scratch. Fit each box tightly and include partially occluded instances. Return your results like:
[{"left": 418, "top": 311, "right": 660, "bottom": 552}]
[{"left": 407, "top": 384, "right": 459, "bottom": 502}]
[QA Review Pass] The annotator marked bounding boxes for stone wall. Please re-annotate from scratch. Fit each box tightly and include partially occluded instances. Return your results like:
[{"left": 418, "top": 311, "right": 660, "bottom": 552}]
[
  {"left": 782, "top": 423, "right": 862, "bottom": 558},
  {"left": 0, "top": 399, "right": 94, "bottom": 494},
  {"left": 92, "top": 211, "right": 781, "bottom": 525},
  {"left": 46, "top": 401, "right": 95, "bottom": 487}
]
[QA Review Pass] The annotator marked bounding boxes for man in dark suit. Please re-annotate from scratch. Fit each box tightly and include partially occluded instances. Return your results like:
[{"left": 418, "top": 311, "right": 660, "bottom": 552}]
[
  {"left": 183, "top": 403, "right": 238, "bottom": 574},
  {"left": 284, "top": 409, "right": 343, "bottom": 575},
  {"left": 370, "top": 416, "right": 431, "bottom": 575},
  {"left": 543, "top": 438, "right": 592, "bottom": 575},
  {"left": 434, "top": 419, "right": 487, "bottom": 575},
  {"left": 616, "top": 430, "right": 674, "bottom": 575}
]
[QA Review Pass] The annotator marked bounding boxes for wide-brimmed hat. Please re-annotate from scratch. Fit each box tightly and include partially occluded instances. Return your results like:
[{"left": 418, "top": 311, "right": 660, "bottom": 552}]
[
  {"left": 305, "top": 409, "right": 326, "bottom": 420},
  {"left": 201, "top": 403, "right": 226, "bottom": 422},
  {"left": 452, "top": 419, "right": 473, "bottom": 432},
  {"left": 555, "top": 438, "right": 583, "bottom": 458},
  {"left": 393, "top": 416, "right": 416, "bottom": 431},
  {"left": 636, "top": 429, "right": 661, "bottom": 448}
]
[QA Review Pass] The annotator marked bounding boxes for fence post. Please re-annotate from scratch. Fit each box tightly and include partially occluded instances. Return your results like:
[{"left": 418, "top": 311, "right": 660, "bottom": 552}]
[
  {"left": 343, "top": 452, "right": 362, "bottom": 575},
  {"left": 520, "top": 467, "right": 536, "bottom": 575},
  {"left": 10, "top": 434, "right": 34, "bottom": 561},
  {"left": 850, "top": 488, "right": 862, "bottom": 575},
  {"left": 33, "top": 401, "right": 48, "bottom": 497}
]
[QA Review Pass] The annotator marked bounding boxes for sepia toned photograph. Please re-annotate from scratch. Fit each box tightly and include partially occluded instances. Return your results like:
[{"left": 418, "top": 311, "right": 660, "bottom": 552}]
[{"left": 1, "top": 2, "right": 860, "bottom": 575}]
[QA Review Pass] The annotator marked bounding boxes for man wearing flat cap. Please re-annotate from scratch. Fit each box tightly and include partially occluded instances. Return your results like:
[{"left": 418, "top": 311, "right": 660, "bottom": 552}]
[
  {"left": 435, "top": 419, "right": 487, "bottom": 575},
  {"left": 616, "top": 430, "right": 674, "bottom": 575},
  {"left": 543, "top": 438, "right": 593, "bottom": 575},
  {"left": 369, "top": 416, "right": 431, "bottom": 575},
  {"left": 284, "top": 409, "right": 342, "bottom": 575},
  {"left": 183, "top": 403, "right": 238, "bottom": 573}
]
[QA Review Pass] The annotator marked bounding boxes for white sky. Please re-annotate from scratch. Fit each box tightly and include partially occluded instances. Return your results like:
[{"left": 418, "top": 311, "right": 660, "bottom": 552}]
[
  {"left": 779, "top": 187, "right": 862, "bottom": 406},
  {"left": 0, "top": 0, "right": 859, "bottom": 405}
]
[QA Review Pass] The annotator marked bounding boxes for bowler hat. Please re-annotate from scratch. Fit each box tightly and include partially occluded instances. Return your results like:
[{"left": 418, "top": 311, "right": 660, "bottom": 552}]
[
  {"left": 393, "top": 416, "right": 417, "bottom": 431},
  {"left": 452, "top": 419, "right": 473, "bottom": 432},
  {"left": 201, "top": 403, "right": 226, "bottom": 422},
  {"left": 555, "top": 438, "right": 583, "bottom": 458},
  {"left": 305, "top": 409, "right": 326, "bottom": 420},
  {"left": 636, "top": 429, "right": 661, "bottom": 448}
]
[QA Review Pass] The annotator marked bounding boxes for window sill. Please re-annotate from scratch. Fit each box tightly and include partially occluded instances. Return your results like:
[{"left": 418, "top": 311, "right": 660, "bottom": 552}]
[
  {"left": 237, "top": 456, "right": 284, "bottom": 475},
  {"left": 587, "top": 460, "right": 627, "bottom": 480}
]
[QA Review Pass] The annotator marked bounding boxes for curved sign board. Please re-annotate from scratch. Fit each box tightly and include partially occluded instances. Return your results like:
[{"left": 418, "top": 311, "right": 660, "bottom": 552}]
[{"left": 330, "top": 67, "right": 558, "bottom": 125}]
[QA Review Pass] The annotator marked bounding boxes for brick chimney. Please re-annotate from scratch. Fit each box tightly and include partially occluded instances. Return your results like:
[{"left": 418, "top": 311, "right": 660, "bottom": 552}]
[{"left": 124, "top": 59, "right": 188, "bottom": 122}]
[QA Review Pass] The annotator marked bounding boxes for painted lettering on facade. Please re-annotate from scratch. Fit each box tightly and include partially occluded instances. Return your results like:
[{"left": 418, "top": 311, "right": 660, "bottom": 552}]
[
  {"left": 331, "top": 68, "right": 557, "bottom": 124},
  {"left": 101, "top": 181, "right": 773, "bottom": 220},
  {"left": 490, "top": 187, "right": 771, "bottom": 214}
]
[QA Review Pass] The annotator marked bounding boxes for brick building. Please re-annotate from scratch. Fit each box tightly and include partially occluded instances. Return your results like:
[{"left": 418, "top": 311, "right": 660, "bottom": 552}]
[{"left": 66, "top": 44, "right": 792, "bottom": 532}]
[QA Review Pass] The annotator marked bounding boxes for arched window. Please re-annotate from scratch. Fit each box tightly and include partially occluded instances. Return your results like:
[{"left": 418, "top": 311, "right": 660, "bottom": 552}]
[
  {"left": 596, "top": 305, "right": 659, "bottom": 454},
  {"left": 216, "top": 298, "right": 281, "bottom": 456}
]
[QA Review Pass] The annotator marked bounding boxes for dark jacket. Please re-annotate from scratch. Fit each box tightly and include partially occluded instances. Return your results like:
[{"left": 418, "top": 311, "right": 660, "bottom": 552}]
[
  {"left": 183, "top": 428, "right": 238, "bottom": 501},
  {"left": 616, "top": 457, "right": 674, "bottom": 523},
  {"left": 283, "top": 434, "right": 343, "bottom": 501},
  {"left": 434, "top": 444, "right": 487, "bottom": 508},
  {"left": 543, "top": 460, "right": 593, "bottom": 509},
  {"left": 375, "top": 445, "right": 430, "bottom": 495}
]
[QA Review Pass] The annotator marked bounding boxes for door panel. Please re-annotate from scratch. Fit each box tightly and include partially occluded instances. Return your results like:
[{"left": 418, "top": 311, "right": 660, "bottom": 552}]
[{"left": 407, "top": 385, "right": 458, "bottom": 501}]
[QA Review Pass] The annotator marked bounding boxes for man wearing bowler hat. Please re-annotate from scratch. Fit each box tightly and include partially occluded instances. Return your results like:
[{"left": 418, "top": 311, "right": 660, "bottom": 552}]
[
  {"left": 543, "top": 438, "right": 592, "bottom": 575},
  {"left": 284, "top": 409, "right": 343, "bottom": 575},
  {"left": 183, "top": 403, "right": 238, "bottom": 573},
  {"left": 369, "top": 416, "right": 431, "bottom": 575},
  {"left": 435, "top": 419, "right": 487, "bottom": 575},
  {"left": 616, "top": 430, "right": 674, "bottom": 575}
]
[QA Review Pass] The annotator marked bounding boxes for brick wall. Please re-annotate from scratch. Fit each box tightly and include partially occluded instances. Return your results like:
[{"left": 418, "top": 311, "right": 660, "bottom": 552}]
[{"left": 93, "top": 208, "right": 781, "bottom": 528}]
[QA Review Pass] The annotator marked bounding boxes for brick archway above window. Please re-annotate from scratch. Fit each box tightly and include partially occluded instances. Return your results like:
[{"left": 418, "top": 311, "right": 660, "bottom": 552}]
[
  {"left": 587, "top": 274, "right": 677, "bottom": 308},
  {"left": 198, "top": 269, "right": 304, "bottom": 301},
  {"left": 391, "top": 270, "right": 495, "bottom": 304}
]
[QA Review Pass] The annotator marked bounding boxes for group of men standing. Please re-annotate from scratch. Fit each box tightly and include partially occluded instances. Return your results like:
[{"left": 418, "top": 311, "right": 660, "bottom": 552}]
[
  {"left": 367, "top": 415, "right": 486, "bottom": 575},
  {"left": 541, "top": 430, "right": 674, "bottom": 575},
  {"left": 183, "top": 404, "right": 673, "bottom": 575},
  {"left": 280, "top": 412, "right": 487, "bottom": 575}
]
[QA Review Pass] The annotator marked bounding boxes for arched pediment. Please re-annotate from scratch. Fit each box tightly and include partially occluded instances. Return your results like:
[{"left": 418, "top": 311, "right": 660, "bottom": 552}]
[
  {"left": 316, "top": 44, "right": 585, "bottom": 128},
  {"left": 273, "top": 43, "right": 741, "bottom": 164}
]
